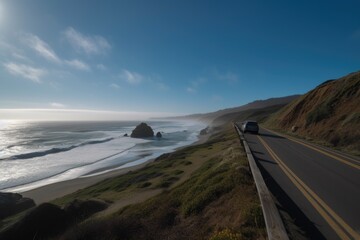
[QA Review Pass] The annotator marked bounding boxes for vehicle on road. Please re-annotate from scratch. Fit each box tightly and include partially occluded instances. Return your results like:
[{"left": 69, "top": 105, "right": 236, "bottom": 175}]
[{"left": 241, "top": 121, "right": 259, "bottom": 134}]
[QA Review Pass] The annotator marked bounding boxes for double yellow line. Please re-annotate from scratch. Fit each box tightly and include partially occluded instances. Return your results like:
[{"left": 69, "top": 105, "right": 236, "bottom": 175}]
[
  {"left": 258, "top": 136, "right": 359, "bottom": 240},
  {"left": 265, "top": 128, "right": 360, "bottom": 170}
]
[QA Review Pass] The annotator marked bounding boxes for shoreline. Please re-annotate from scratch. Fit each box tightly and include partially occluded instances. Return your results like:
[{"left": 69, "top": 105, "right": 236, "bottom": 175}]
[{"left": 22, "top": 133, "right": 210, "bottom": 204}]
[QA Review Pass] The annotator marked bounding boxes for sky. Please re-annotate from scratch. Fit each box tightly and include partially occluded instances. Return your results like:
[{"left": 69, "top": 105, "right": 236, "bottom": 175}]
[{"left": 0, "top": 0, "right": 359, "bottom": 120}]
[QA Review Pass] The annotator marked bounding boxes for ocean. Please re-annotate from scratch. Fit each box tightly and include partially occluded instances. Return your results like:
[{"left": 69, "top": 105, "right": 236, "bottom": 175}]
[{"left": 0, "top": 120, "right": 205, "bottom": 192}]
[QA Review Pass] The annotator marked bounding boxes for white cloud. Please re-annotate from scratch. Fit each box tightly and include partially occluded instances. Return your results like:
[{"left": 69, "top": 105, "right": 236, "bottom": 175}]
[
  {"left": 22, "top": 33, "right": 61, "bottom": 63},
  {"left": 50, "top": 102, "right": 65, "bottom": 108},
  {"left": 12, "top": 52, "right": 29, "bottom": 61},
  {"left": 65, "top": 59, "right": 90, "bottom": 71},
  {"left": 0, "top": 41, "right": 31, "bottom": 62},
  {"left": 186, "top": 87, "right": 196, "bottom": 93},
  {"left": 3, "top": 62, "right": 46, "bottom": 83},
  {"left": 218, "top": 72, "right": 238, "bottom": 84},
  {"left": 119, "top": 69, "right": 143, "bottom": 85},
  {"left": 63, "top": 27, "right": 111, "bottom": 55},
  {"left": 97, "top": 64, "right": 106, "bottom": 70},
  {"left": 110, "top": 83, "right": 120, "bottom": 89}
]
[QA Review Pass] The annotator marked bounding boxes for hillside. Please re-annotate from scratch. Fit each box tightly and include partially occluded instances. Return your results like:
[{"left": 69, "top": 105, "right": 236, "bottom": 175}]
[
  {"left": 170, "top": 95, "right": 300, "bottom": 123},
  {"left": 265, "top": 71, "right": 360, "bottom": 154},
  {"left": 211, "top": 104, "right": 288, "bottom": 126}
]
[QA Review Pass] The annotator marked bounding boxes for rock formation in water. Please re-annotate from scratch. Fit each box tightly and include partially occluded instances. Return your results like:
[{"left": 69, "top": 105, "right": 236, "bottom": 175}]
[{"left": 130, "top": 123, "right": 154, "bottom": 138}]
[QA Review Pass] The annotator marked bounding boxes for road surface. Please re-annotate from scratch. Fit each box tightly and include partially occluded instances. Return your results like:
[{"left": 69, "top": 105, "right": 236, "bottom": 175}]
[{"left": 240, "top": 126, "right": 360, "bottom": 240}]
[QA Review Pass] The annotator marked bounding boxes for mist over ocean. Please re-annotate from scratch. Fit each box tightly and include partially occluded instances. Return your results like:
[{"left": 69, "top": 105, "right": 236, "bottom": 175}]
[{"left": 0, "top": 120, "right": 205, "bottom": 192}]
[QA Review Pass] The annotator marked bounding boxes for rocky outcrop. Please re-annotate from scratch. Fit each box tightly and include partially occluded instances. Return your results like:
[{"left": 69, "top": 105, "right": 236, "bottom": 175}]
[
  {"left": 131, "top": 123, "right": 154, "bottom": 138},
  {"left": 123, "top": 133, "right": 128, "bottom": 137},
  {"left": 156, "top": 132, "right": 162, "bottom": 138},
  {"left": 200, "top": 127, "right": 209, "bottom": 135},
  {"left": 0, "top": 192, "right": 35, "bottom": 220}
]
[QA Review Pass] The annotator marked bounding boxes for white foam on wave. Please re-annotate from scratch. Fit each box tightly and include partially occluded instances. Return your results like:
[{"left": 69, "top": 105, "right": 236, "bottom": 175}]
[{"left": 0, "top": 137, "right": 148, "bottom": 190}]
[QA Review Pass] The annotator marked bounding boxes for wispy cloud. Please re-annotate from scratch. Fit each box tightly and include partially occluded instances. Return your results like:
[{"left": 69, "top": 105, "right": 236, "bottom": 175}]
[
  {"left": 119, "top": 69, "right": 143, "bottom": 85},
  {"left": 218, "top": 71, "right": 238, "bottom": 84},
  {"left": 12, "top": 52, "right": 30, "bottom": 61},
  {"left": 63, "top": 27, "right": 111, "bottom": 55},
  {"left": 110, "top": 83, "right": 120, "bottom": 89},
  {"left": 96, "top": 64, "right": 106, "bottom": 70},
  {"left": 186, "top": 87, "right": 196, "bottom": 93},
  {"left": 20, "top": 32, "right": 92, "bottom": 72},
  {"left": 22, "top": 33, "right": 61, "bottom": 63},
  {"left": 3, "top": 62, "right": 46, "bottom": 83},
  {"left": 65, "top": 59, "right": 90, "bottom": 71},
  {"left": 50, "top": 102, "right": 65, "bottom": 108},
  {"left": 186, "top": 77, "right": 206, "bottom": 93}
]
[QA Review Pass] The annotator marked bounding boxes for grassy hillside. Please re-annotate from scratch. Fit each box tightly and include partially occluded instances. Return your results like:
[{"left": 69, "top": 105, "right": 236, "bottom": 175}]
[
  {"left": 211, "top": 104, "right": 288, "bottom": 126},
  {"left": 265, "top": 71, "right": 360, "bottom": 155}
]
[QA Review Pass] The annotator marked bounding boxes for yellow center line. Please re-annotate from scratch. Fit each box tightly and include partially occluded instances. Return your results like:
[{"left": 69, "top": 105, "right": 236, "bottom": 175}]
[
  {"left": 264, "top": 128, "right": 360, "bottom": 170},
  {"left": 258, "top": 136, "right": 360, "bottom": 240}
]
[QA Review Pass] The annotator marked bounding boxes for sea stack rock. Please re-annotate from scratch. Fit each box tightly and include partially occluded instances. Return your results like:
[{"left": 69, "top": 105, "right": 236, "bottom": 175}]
[
  {"left": 156, "top": 132, "right": 162, "bottom": 138},
  {"left": 131, "top": 123, "right": 154, "bottom": 138}
]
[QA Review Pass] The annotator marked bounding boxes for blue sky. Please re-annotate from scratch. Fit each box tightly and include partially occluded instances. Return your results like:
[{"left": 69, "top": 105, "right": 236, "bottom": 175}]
[{"left": 1, "top": 0, "right": 359, "bottom": 119}]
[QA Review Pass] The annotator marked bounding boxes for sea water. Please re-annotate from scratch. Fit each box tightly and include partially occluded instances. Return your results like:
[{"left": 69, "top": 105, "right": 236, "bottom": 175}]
[{"left": 0, "top": 120, "right": 205, "bottom": 192}]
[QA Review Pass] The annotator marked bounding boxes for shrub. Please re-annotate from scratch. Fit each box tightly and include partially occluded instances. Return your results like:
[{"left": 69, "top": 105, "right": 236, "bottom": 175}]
[
  {"left": 210, "top": 229, "right": 242, "bottom": 240},
  {"left": 157, "top": 176, "right": 180, "bottom": 188},
  {"left": 138, "top": 182, "right": 152, "bottom": 188},
  {"left": 306, "top": 103, "right": 332, "bottom": 125}
]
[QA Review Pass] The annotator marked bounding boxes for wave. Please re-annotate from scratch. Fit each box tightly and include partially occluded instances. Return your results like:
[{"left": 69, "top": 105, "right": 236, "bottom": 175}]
[
  {"left": 0, "top": 137, "right": 115, "bottom": 161},
  {"left": 1, "top": 146, "right": 135, "bottom": 192}
]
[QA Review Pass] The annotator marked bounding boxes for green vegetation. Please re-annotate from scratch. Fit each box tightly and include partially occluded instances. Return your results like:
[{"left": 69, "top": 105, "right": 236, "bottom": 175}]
[{"left": 210, "top": 229, "right": 243, "bottom": 240}]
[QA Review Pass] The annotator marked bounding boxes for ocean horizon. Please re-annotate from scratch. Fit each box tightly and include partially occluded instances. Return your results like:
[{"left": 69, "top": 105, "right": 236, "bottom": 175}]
[{"left": 0, "top": 120, "right": 205, "bottom": 192}]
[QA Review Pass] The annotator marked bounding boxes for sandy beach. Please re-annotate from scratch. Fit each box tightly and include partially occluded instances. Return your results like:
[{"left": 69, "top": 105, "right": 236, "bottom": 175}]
[
  {"left": 22, "top": 134, "right": 209, "bottom": 204},
  {"left": 21, "top": 161, "right": 150, "bottom": 204}
]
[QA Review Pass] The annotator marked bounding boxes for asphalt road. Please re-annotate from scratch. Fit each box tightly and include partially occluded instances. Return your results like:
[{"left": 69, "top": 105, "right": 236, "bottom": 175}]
[{"left": 240, "top": 126, "right": 360, "bottom": 240}]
